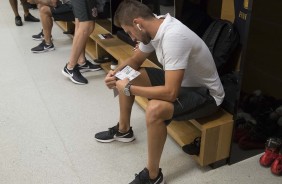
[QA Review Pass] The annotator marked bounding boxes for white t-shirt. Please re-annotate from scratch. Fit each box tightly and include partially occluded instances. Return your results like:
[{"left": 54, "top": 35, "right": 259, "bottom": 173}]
[{"left": 139, "top": 14, "right": 225, "bottom": 106}]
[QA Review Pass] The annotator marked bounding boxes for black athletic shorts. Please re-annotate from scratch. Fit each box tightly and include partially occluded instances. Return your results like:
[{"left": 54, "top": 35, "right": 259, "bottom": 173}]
[
  {"left": 144, "top": 67, "right": 219, "bottom": 125},
  {"left": 51, "top": 2, "right": 75, "bottom": 22},
  {"left": 71, "top": 0, "right": 98, "bottom": 21}
]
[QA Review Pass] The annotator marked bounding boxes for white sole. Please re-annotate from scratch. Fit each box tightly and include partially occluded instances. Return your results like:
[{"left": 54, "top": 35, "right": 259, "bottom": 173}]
[
  {"left": 62, "top": 70, "right": 87, "bottom": 85},
  {"left": 31, "top": 47, "right": 55, "bottom": 53},
  {"left": 95, "top": 136, "right": 135, "bottom": 143},
  {"left": 79, "top": 67, "right": 102, "bottom": 73}
]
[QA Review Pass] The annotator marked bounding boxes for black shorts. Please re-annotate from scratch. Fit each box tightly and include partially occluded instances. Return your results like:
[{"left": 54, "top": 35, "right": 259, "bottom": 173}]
[
  {"left": 51, "top": 2, "right": 75, "bottom": 22},
  {"left": 71, "top": 0, "right": 98, "bottom": 21},
  {"left": 144, "top": 67, "right": 219, "bottom": 125}
]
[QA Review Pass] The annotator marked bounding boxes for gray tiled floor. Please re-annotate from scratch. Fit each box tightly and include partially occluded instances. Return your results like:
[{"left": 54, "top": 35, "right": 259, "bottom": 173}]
[{"left": 0, "top": 1, "right": 281, "bottom": 184}]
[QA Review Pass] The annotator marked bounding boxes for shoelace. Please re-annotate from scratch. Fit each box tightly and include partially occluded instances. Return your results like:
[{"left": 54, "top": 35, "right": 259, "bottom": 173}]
[
  {"left": 133, "top": 172, "right": 148, "bottom": 183},
  {"left": 108, "top": 126, "right": 118, "bottom": 135},
  {"left": 39, "top": 41, "right": 47, "bottom": 47}
]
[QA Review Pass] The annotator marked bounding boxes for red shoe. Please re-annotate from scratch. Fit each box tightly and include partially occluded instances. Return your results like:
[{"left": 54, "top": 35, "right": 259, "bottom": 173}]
[
  {"left": 271, "top": 148, "right": 282, "bottom": 176},
  {"left": 259, "top": 138, "right": 281, "bottom": 167}
]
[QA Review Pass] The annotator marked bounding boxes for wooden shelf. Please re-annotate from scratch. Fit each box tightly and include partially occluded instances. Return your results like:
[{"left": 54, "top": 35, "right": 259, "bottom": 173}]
[
  {"left": 85, "top": 38, "right": 97, "bottom": 59},
  {"left": 56, "top": 21, "right": 68, "bottom": 31},
  {"left": 56, "top": 21, "right": 75, "bottom": 33},
  {"left": 168, "top": 109, "right": 233, "bottom": 166}
]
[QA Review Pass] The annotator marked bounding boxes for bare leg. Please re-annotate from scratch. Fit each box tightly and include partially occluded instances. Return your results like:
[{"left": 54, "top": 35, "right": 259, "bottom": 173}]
[
  {"left": 118, "top": 93, "right": 135, "bottom": 132},
  {"left": 20, "top": 0, "right": 29, "bottom": 16},
  {"left": 146, "top": 100, "right": 174, "bottom": 179},
  {"left": 67, "top": 19, "right": 95, "bottom": 69},
  {"left": 118, "top": 69, "right": 152, "bottom": 132},
  {"left": 39, "top": 5, "right": 52, "bottom": 44},
  {"left": 77, "top": 35, "right": 87, "bottom": 65},
  {"left": 9, "top": 0, "right": 20, "bottom": 17}
]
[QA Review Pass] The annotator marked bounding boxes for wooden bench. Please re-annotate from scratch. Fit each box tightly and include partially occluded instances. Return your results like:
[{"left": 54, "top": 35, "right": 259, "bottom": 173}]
[
  {"left": 56, "top": 21, "right": 234, "bottom": 167},
  {"left": 133, "top": 97, "right": 233, "bottom": 167}
]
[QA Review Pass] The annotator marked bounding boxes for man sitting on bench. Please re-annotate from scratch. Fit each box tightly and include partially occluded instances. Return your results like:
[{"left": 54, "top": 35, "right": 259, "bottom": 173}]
[
  {"left": 28, "top": 0, "right": 74, "bottom": 53},
  {"left": 94, "top": 0, "right": 225, "bottom": 183}
]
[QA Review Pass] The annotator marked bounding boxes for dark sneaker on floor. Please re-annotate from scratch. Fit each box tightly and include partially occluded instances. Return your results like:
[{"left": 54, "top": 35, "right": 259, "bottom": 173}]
[
  {"left": 24, "top": 13, "right": 40, "bottom": 22},
  {"left": 182, "top": 136, "right": 201, "bottom": 155},
  {"left": 62, "top": 64, "right": 88, "bottom": 85},
  {"left": 31, "top": 40, "right": 55, "bottom": 53},
  {"left": 32, "top": 30, "right": 44, "bottom": 41},
  {"left": 15, "top": 16, "right": 23, "bottom": 26},
  {"left": 129, "top": 168, "right": 164, "bottom": 184},
  {"left": 32, "top": 30, "right": 52, "bottom": 41},
  {"left": 77, "top": 59, "right": 102, "bottom": 73},
  {"left": 95, "top": 123, "right": 135, "bottom": 143}
]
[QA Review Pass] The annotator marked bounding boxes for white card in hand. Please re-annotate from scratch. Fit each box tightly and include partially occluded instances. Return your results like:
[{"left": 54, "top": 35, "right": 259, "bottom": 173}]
[{"left": 115, "top": 65, "right": 140, "bottom": 81}]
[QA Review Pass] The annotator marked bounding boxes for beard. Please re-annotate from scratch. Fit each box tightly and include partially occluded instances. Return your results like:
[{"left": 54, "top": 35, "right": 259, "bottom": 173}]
[{"left": 140, "top": 31, "right": 151, "bottom": 45}]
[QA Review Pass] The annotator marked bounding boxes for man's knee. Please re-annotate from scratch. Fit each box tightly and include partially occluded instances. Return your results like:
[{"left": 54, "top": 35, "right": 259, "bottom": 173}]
[
  {"left": 40, "top": 6, "right": 52, "bottom": 16},
  {"left": 77, "top": 21, "right": 95, "bottom": 36},
  {"left": 146, "top": 100, "right": 166, "bottom": 125}
]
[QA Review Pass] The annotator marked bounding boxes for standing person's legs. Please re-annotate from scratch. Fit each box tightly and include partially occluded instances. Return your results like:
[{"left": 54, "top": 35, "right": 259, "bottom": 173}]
[
  {"left": 10, "top": 0, "right": 39, "bottom": 25},
  {"left": 20, "top": 0, "right": 29, "bottom": 17},
  {"left": 9, "top": 0, "right": 20, "bottom": 17},
  {"left": 9, "top": 0, "right": 22, "bottom": 26},
  {"left": 20, "top": 0, "right": 40, "bottom": 22}
]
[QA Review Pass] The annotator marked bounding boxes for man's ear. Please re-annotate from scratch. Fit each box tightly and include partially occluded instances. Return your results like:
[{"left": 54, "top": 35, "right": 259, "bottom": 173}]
[{"left": 133, "top": 19, "right": 142, "bottom": 31}]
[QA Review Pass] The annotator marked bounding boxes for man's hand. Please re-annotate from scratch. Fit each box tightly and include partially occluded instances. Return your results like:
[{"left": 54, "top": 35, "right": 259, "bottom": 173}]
[
  {"left": 116, "top": 78, "right": 130, "bottom": 95},
  {"left": 104, "top": 70, "right": 117, "bottom": 89}
]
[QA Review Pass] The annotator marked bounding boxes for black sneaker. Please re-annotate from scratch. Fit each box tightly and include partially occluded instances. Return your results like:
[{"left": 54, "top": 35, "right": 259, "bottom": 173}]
[
  {"left": 182, "top": 137, "right": 201, "bottom": 155},
  {"left": 15, "top": 16, "right": 23, "bottom": 26},
  {"left": 93, "top": 55, "right": 111, "bottom": 63},
  {"left": 32, "top": 30, "right": 52, "bottom": 41},
  {"left": 62, "top": 64, "right": 88, "bottom": 85},
  {"left": 24, "top": 13, "right": 40, "bottom": 22},
  {"left": 95, "top": 123, "right": 135, "bottom": 143},
  {"left": 32, "top": 30, "right": 44, "bottom": 41},
  {"left": 77, "top": 59, "right": 102, "bottom": 73},
  {"left": 129, "top": 168, "right": 164, "bottom": 184},
  {"left": 31, "top": 40, "right": 55, "bottom": 53}
]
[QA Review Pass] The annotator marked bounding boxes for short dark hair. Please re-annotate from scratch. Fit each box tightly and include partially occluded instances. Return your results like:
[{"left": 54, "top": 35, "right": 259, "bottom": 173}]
[{"left": 114, "top": 0, "right": 154, "bottom": 27}]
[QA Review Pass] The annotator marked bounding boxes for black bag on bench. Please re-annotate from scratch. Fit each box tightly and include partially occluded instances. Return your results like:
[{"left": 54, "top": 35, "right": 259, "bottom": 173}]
[{"left": 202, "top": 19, "right": 240, "bottom": 76}]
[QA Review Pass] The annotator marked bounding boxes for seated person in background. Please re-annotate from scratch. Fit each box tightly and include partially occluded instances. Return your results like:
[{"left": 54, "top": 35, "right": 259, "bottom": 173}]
[
  {"left": 62, "top": 0, "right": 101, "bottom": 85},
  {"left": 9, "top": 0, "right": 39, "bottom": 26},
  {"left": 28, "top": 0, "right": 74, "bottom": 53},
  {"left": 94, "top": 0, "right": 225, "bottom": 183}
]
